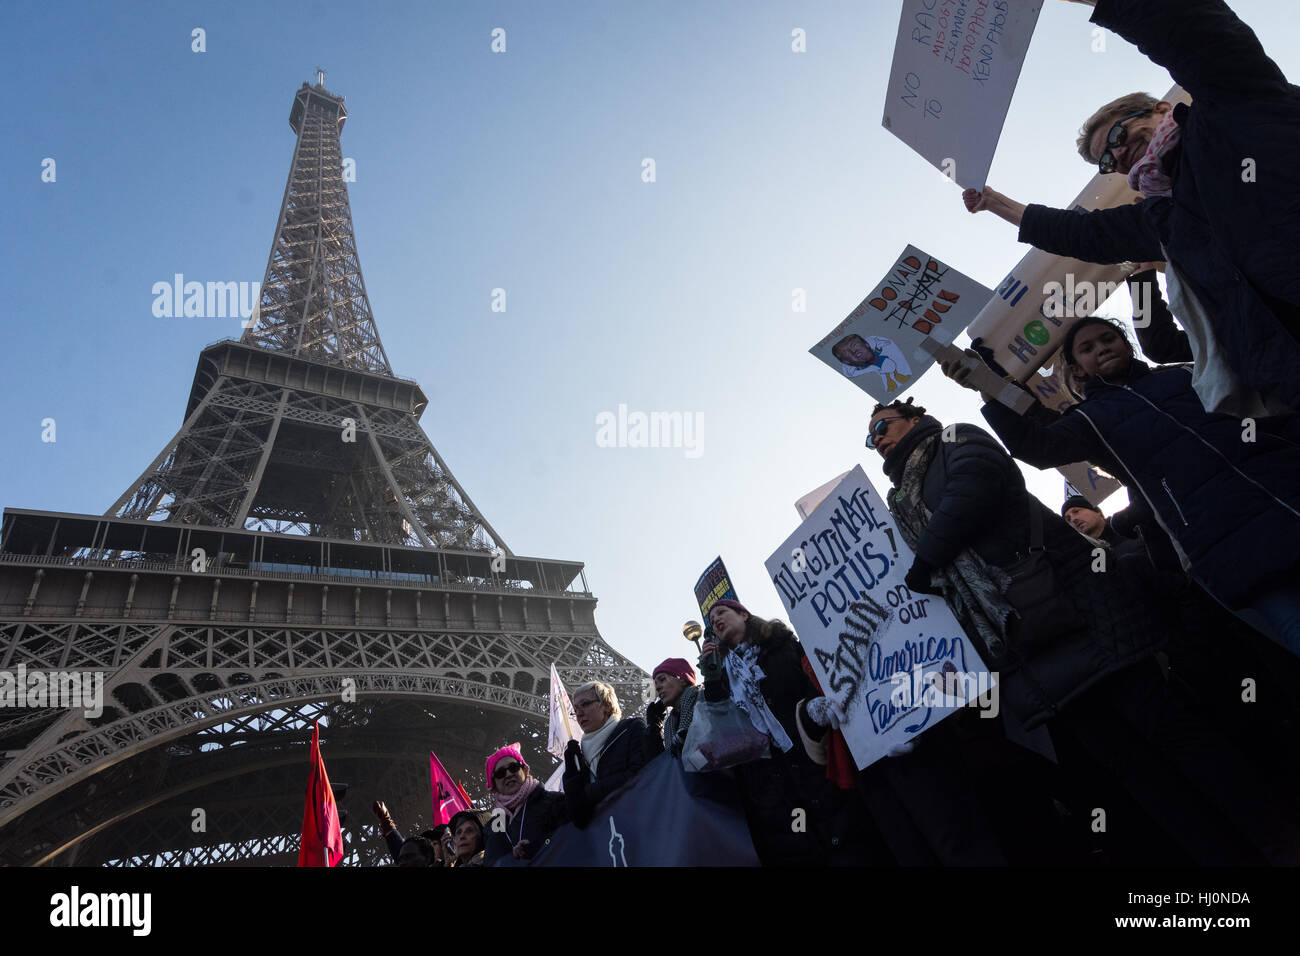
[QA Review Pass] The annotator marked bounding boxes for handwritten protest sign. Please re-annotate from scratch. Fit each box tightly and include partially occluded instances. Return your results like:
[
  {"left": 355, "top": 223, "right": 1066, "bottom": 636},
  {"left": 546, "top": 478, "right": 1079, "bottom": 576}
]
[
  {"left": 764, "top": 466, "right": 995, "bottom": 769},
  {"left": 694, "top": 556, "right": 738, "bottom": 630},
  {"left": 811, "top": 245, "right": 992, "bottom": 405},
  {"left": 883, "top": 0, "right": 1044, "bottom": 189}
]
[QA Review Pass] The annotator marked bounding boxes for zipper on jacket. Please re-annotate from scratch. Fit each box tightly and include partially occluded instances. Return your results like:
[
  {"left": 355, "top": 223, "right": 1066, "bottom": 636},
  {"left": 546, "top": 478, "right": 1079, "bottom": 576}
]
[
  {"left": 1122, "top": 379, "right": 1300, "bottom": 522},
  {"left": 1161, "top": 478, "right": 1190, "bottom": 526}
]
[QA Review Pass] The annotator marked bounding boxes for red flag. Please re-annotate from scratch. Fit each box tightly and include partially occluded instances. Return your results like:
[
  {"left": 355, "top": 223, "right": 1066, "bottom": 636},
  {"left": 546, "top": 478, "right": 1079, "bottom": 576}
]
[
  {"left": 430, "top": 750, "right": 471, "bottom": 826},
  {"left": 298, "top": 721, "right": 344, "bottom": 867}
]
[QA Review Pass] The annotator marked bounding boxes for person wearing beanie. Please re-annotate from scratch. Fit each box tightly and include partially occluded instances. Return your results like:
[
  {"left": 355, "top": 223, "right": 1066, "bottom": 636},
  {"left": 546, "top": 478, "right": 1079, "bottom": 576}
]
[
  {"left": 644, "top": 657, "right": 700, "bottom": 760},
  {"left": 481, "top": 743, "right": 568, "bottom": 865},
  {"left": 1060, "top": 495, "right": 1114, "bottom": 546}
]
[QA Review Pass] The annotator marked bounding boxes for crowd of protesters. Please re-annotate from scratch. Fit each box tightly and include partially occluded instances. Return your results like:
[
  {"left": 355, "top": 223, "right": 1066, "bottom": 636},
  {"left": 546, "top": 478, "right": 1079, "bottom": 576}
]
[{"left": 373, "top": 0, "right": 1300, "bottom": 867}]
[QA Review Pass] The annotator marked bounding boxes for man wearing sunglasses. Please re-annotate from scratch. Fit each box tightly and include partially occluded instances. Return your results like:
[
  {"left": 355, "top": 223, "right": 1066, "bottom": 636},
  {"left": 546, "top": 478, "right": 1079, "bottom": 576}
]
[{"left": 961, "top": 0, "right": 1300, "bottom": 419}]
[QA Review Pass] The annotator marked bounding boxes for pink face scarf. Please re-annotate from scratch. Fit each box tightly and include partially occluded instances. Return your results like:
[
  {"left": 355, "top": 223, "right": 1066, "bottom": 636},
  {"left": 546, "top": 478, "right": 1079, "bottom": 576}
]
[{"left": 1126, "top": 109, "right": 1182, "bottom": 198}]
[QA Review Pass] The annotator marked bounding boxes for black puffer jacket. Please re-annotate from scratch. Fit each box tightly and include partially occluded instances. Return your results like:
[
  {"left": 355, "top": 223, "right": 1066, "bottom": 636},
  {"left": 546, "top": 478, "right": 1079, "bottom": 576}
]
[
  {"left": 884, "top": 417, "right": 1169, "bottom": 729},
  {"left": 982, "top": 363, "right": 1300, "bottom": 607},
  {"left": 483, "top": 784, "right": 569, "bottom": 865},
  {"left": 1017, "top": 0, "right": 1300, "bottom": 410}
]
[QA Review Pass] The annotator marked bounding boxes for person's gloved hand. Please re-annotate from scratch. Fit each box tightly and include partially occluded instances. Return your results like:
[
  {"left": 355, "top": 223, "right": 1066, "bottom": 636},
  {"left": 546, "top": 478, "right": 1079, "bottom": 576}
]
[
  {"left": 646, "top": 697, "right": 667, "bottom": 725},
  {"left": 939, "top": 349, "right": 983, "bottom": 391},
  {"left": 371, "top": 800, "right": 396, "bottom": 835},
  {"left": 697, "top": 642, "right": 724, "bottom": 686},
  {"left": 886, "top": 740, "right": 915, "bottom": 757},
  {"left": 905, "top": 559, "right": 940, "bottom": 596},
  {"left": 805, "top": 696, "right": 845, "bottom": 729},
  {"left": 563, "top": 739, "right": 586, "bottom": 778}
]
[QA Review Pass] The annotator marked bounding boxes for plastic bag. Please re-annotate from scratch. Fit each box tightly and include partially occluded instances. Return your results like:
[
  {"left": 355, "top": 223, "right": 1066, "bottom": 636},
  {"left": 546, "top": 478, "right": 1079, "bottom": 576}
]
[{"left": 681, "top": 698, "right": 771, "bottom": 772}]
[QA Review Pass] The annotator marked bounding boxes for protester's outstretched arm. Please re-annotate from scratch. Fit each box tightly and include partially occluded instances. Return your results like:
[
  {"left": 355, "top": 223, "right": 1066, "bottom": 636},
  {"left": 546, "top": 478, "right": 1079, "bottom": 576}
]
[
  {"left": 980, "top": 401, "right": 1103, "bottom": 472},
  {"left": 1128, "top": 268, "right": 1193, "bottom": 364},
  {"left": 1019, "top": 198, "right": 1166, "bottom": 266},
  {"left": 1089, "top": 0, "right": 1289, "bottom": 103},
  {"left": 962, "top": 187, "right": 1027, "bottom": 226}
]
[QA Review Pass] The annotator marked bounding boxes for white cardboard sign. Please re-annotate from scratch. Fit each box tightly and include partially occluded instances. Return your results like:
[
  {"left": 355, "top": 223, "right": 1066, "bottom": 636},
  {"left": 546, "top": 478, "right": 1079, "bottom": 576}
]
[
  {"left": 765, "top": 465, "right": 996, "bottom": 769},
  {"left": 882, "top": 0, "right": 1044, "bottom": 189}
]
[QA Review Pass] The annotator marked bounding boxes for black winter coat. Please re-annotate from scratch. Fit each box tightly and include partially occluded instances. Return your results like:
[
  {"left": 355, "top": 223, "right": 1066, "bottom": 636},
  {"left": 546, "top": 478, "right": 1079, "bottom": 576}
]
[
  {"left": 886, "top": 419, "right": 1169, "bottom": 729},
  {"left": 982, "top": 363, "right": 1300, "bottom": 607},
  {"left": 1018, "top": 0, "right": 1300, "bottom": 410},
  {"left": 562, "top": 715, "right": 649, "bottom": 827},
  {"left": 704, "top": 626, "right": 846, "bottom": 866},
  {"left": 483, "top": 785, "right": 569, "bottom": 865}
]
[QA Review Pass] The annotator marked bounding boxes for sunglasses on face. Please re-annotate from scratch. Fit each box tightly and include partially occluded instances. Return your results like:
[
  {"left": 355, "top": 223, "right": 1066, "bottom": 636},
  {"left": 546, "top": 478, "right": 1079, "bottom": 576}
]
[
  {"left": 865, "top": 416, "right": 906, "bottom": 449},
  {"left": 1098, "top": 109, "right": 1152, "bottom": 174},
  {"left": 493, "top": 761, "right": 523, "bottom": 780}
]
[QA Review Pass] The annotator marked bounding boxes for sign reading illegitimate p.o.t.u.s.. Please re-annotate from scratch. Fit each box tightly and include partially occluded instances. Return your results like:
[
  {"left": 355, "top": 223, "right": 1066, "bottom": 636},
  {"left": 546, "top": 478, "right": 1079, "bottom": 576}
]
[
  {"left": 764, "top": 466, "right": 996, "bottom": 770},
  {"left": 811, "top": 245, "right": 992, "bottom": 405},
  {"left": 882, "top": 0, "right": 1044, "bottom": 190}
]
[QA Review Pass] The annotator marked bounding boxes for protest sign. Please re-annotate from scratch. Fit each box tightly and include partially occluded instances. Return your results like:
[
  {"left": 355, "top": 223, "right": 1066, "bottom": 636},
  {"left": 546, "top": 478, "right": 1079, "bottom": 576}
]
[
  {"left": 694, "top": 556, "right": 738, "bottom": 626},
  {"left": 796, "top": 471, "right": 853, "bottom": 521},
  {"left": 883, "top": 0, "right": 1044, "bottom": 189},
  {"left": 811, "top": 245, "right": 992, "bottom": 405},
  {"left": 764, "top": 465, "right": 995, "bottom": 769},
  {"left": 966, "top": 84, "right": 1190, "bottom": 380},
  {"left": 505, "top": 752, "right": 760, "bottom": 867}
]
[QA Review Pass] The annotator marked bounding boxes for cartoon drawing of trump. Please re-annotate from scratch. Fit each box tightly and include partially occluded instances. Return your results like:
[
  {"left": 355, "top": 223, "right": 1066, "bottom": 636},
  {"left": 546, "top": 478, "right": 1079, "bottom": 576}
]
[{"left": 831, "top": 334, "right": 912, "bottom": 392}]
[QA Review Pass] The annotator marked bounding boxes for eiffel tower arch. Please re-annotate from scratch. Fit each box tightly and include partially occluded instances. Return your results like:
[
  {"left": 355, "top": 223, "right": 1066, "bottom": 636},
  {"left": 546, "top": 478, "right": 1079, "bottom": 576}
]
[{"left": 0, "top": 78, "right": 645, "bottom": 866}]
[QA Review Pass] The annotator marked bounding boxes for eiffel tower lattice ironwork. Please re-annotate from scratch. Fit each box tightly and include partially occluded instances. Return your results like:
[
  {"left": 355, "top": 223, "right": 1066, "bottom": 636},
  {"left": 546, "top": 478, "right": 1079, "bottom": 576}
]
[{"left": 0, "top": 78, "right": 645, "bottom": 867}]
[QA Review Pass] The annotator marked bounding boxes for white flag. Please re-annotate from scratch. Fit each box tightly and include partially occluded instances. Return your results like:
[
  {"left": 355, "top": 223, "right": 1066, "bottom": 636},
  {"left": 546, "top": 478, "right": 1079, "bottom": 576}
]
[{"left": 546, "top": 664, "right": 583, "bottom": 791}]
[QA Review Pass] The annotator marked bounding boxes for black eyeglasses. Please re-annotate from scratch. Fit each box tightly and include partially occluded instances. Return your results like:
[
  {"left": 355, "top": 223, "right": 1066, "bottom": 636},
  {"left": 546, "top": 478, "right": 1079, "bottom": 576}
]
[
  {"left": 1098, "top": 109, "right": 1151, "bottom": 174},
  {"left": 493, "top": 761, "right": 523, "bottom": 780},
  {"left": 866, "top": 416, "right": 906, "bottom": 449}
]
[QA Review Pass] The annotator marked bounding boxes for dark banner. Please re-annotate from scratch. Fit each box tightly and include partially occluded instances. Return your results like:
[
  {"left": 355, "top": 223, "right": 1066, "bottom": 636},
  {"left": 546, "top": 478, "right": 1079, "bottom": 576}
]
[{"left": 499, "top": 753, "right": 760, "bottom": 867}]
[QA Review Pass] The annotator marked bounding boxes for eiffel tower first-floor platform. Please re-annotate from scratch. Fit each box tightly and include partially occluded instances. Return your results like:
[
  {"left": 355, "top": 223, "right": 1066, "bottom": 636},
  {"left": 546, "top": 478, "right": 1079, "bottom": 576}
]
[{"left": 0, "top": 508, "right": 646, "bottom": 866}]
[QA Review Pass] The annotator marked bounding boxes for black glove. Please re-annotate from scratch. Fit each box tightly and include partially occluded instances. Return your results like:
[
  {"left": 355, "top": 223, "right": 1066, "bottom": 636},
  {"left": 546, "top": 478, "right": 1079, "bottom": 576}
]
[
  {"left": 563, "top": 738, "right": 586, "bottom": 778},
  {"left": 646, "top": 698, "right": 667, "bottom": 725},
  {"left": 905, "top": 558, "right": 941, "bottom": 596},
  {"left": 969, "top": 337, "right": 1010, "bottom": 378}
]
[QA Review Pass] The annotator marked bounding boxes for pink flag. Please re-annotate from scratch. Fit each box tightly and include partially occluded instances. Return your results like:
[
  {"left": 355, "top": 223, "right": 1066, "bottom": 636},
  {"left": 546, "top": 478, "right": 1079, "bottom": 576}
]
[{"left": 430, "top": 750, "right": 470, "bottom": 826}]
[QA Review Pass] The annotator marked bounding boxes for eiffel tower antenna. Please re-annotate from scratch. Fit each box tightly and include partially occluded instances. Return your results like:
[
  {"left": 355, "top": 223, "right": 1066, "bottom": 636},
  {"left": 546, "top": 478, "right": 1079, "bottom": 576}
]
[
  {"left": 315, "top": 67, "right": 325, "bottom": 87},
  {"left": 0, "top": 81, "right": 645, "bottom": 866}
]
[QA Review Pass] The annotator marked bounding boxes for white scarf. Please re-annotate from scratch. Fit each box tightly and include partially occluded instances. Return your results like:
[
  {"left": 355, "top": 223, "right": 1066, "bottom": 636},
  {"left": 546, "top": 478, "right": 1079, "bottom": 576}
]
[
  {"left": 723, "top": 644, "right": 794, "bottom": 753},
  {"left": 579, "top": 714, "right": 620, "bottom": 779}
]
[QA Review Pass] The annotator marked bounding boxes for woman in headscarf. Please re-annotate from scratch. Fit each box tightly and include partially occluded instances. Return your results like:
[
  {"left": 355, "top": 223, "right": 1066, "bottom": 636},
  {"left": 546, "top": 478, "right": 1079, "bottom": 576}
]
[
  {"left": 481, "top": 744, "right": 568, "bottom": 865},
  {"left": 643, "top": 657, "right": 699, "bottom": 759}
]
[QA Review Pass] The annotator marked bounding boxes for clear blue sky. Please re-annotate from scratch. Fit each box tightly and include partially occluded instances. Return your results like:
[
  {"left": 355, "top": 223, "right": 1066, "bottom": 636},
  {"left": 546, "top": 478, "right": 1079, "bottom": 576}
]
[{"left": 3, "top": 0, "right": 1295, "bottom": 675}]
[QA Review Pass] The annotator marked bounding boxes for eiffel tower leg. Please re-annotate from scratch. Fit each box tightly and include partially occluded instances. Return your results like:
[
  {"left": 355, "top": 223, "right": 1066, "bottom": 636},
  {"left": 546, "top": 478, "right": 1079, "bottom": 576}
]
[
  {"left": 358, "top": 406, "right": 435, "bottom": 548},
  {"left": 232, "top": 390, "right": 290, "bottom": 526}
]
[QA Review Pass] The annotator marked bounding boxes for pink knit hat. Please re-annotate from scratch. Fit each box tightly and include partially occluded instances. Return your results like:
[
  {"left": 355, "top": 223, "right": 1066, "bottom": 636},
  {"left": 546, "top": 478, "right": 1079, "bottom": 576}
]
[
  {"left": 484, "top": 743, "right": 529, "bottom": 792},
  {"left": 653, "top": 657, "right": 698, "bottom": 685}
]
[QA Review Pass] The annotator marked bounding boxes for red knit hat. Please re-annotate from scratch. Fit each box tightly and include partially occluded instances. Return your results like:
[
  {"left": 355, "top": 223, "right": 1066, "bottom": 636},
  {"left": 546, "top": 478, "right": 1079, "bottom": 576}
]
[{"left": 652, "top": 657, "right": 698, "bottom": 685}]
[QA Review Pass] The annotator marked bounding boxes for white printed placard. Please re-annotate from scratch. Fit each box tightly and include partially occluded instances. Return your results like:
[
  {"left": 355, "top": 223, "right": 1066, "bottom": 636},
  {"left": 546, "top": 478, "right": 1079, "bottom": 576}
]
[
  {"left": 811, "top": 245, "right": 992, "bottom": 405},
  {"left": 765, "top": 465, "right": 996, "bottom": 769},
  {"left": 882, "top": 0, "right": 1044, "bottom": 189}
]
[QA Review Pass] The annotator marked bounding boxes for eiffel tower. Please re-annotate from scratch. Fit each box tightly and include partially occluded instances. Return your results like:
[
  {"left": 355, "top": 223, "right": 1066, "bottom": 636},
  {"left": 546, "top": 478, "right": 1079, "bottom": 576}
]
[{"left": 0, "top": 75, "right": 645, "bottom": 866}]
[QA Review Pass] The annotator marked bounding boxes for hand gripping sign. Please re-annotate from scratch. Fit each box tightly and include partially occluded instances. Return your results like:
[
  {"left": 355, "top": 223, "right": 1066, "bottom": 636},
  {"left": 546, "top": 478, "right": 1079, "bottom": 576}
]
[{"left": 765, "top": 466, "right": 996, "bottom": 769}]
